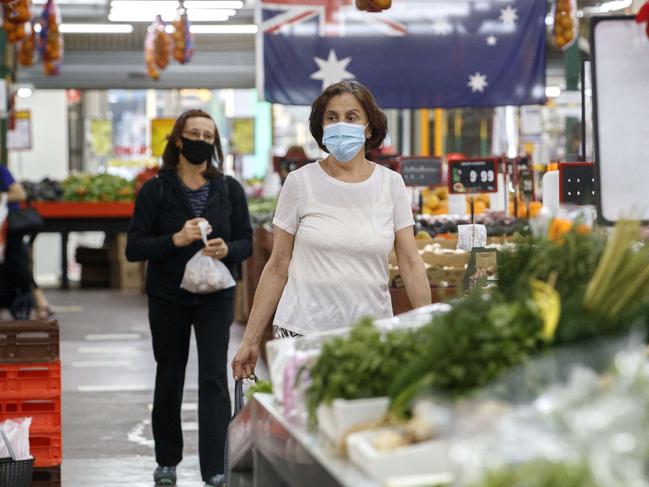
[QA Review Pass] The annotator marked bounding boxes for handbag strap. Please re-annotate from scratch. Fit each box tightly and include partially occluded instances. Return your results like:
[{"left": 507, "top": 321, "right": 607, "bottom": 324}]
[{"left": 0, "top": 426, "right": 17, "bottom": 460}]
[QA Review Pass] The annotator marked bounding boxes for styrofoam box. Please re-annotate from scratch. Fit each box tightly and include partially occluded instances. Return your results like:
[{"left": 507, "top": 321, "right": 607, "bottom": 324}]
[
  {"left": 346, "top": 428, "right": 452, "bottom": 483},
  {"left": 316, "top": 397, "right": 390, "bottom": 447}
]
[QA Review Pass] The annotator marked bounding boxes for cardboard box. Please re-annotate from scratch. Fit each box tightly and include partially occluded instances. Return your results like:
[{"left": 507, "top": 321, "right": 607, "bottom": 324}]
[
  {"left": 81, "top": 263, "right": 110, "bottom": 288},
  {"left": 105, "top": 233, "right": 128, "bottom": 262},
  {"left": 110, "top": 259, "right": 144, "bottom": 290},
  {"left": 421, "top": 250, "right": 470, "bottom": 269}
]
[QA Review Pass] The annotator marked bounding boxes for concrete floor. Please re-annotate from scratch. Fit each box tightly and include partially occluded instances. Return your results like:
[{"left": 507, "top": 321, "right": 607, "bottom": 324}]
[{"left": 43, "top": 288, "right": 258, "bottom": 486}]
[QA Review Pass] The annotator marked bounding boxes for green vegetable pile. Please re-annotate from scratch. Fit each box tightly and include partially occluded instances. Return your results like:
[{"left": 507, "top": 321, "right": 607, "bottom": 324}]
[
  {"left": 305, "top": 318, "right": 425, "bottom": 424},
  {"left": 304, "top": 222, "right": 649, "bottom": 422},
  {"left": 470, "top": 461, "right": 598, "bottom": 487},
  {"left": 247, "top": 197, "right": 277, "bottom": 225},
  {"left": 62, "top": 173, "right": 135, "bottom": 202},
  {"left": 245, "top": 380, "right": 273, "bottom": 400},
  {"left": 389, "top": 292, "right": 543, "bottom": 418}
]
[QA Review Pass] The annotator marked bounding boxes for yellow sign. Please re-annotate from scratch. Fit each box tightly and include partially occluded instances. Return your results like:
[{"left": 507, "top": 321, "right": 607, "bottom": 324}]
[
  {"left": 8, "top": 110, "right": 32, "bottom": 151},
  {"left": 89, "top": 119, "right": 112, "bottom": 156},
  {"left": 231, "top": 118, "right": 255, "bottom": 155},
  {"left": 151, "top": 118, "right": 175, "bottom": 157}
]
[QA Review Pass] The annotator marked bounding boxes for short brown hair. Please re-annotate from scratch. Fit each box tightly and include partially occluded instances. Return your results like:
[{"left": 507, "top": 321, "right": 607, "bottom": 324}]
[
  {"left": 309, "top": 81, "right": 388, "bottom": 153},
  {"left": 161, "top": 109, "right": 224, "bottom": 178}
]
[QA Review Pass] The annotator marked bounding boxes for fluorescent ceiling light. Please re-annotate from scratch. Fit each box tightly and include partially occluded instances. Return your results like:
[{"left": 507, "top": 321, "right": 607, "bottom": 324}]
[
  {"left": 60, "top": 23, "right": 134, "bottom": 33},
  {"left": 33, "top": 0, "right": 105, "bottom": 4},
  {"left": 545, "top": 86, "right": 561, "bottom": 98},
  {"left": 190, "top": 24, "right": 257, "bottom": 34},
  {"left": 582, "top": 0, "right": 632, "bottom": 13},
  {"left": 110, "top": 0, "right": 242, "bottom": 9},
  {"left": 111, "top": 1, "right": 177, "bottom": 8},
  {"left": 184, "top": 1, "right": 243, "bottom": 8},
  {"left": 187, "top": 9, "right": 235, "bottom": 20},
  {"left": 109, "top": 9, "right": 233, "bottom": 22}
]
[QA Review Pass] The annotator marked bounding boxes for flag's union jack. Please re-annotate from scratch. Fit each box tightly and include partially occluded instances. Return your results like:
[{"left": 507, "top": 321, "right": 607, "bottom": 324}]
[{"left": 261, "top": 0, "right": 406, "bottom": 36}]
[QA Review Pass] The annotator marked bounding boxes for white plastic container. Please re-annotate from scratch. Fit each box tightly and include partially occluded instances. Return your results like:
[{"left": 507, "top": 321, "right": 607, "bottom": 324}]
[
  {"left": 346, "top": 428, "right": 452, "bottom": 484},
  {"left": 316, "top": 397, "right": 390, "bottom": 447}
]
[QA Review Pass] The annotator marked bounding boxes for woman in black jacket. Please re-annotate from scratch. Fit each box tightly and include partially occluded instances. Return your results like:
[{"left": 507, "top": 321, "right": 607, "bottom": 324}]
[{"left": 126, "top": 109, "right": 252, "bottom": 487}]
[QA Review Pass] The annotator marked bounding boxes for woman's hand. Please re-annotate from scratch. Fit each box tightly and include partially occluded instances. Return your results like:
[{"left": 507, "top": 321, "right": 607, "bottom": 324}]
[
  {"left": 172, "top": 218, "right": 210, "bottom": 247},
  {"left": 231, "top": 340, "right": 259, "bottom": 380},
  {"left": 202, "top": 238, "right": 229, "bottom": 260}
]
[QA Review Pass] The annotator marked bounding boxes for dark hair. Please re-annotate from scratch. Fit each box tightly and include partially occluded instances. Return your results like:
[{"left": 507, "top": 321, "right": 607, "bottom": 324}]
[
  {"left": 161, "top": 109, "right": 224, "bottom": 178},
  {"left": 309, "top": 81, "right": 388, "bottom": 153}
]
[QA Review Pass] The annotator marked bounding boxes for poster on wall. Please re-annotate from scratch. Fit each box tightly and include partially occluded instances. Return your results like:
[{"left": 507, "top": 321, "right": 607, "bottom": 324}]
[
  {"left": 151, "top": 118, "right": 175, "bottom": 157},
  {"left": 7, "top": 110, "right": 32, "bottom": 151},
  {"left": 230, "top": 118, "right": 255, "bottom": 155},
  {"left": 89, "top": 119, "right": 113, "bottom": 156}
]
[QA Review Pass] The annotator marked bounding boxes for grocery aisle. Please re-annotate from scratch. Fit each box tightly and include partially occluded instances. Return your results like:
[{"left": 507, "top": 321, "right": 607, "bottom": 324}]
[{"left": 47, "top": 288, "right": 248, "bottom": 486}]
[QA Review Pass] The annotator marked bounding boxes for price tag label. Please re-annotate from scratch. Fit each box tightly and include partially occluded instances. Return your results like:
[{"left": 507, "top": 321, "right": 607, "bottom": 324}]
[
  {"left": 518, "top": 169, "right": 536, "bottom": 200},
  {"left": 559, "top": 162, "right": 596, "bottom": 205},
  {"left": 448, "top": 158, "right": 499, "bottom": 194},
  {"left": 463, "top": 247, "right": 500, "bottom": 291},
  {"left": 400, "top": 157, "right": 443, "bottom": 187},
  {"left": 516, "top": 156, "right": 531, "bottom": 171}
]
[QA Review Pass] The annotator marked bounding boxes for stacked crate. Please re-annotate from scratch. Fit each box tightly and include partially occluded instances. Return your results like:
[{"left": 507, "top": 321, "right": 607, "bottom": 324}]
[{"left": 0, "top": 321, "right": 62, "bottom": 485}]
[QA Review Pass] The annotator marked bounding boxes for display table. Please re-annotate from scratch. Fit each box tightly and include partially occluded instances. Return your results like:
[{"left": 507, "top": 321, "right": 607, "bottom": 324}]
[
  {"left": 228, "top": 394, "right": 379, "bottom": 487},
  {"left": 31, "top": 202, "right": 134, "bottom": 289}
]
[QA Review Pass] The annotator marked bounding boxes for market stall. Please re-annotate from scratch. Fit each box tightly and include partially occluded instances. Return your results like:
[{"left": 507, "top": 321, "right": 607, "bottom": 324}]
[
  {"left": 30, "top": 201, "right": 134, "bottom": 289},
  {"left": 229, "top": 215, "right": 649, "bottom": 487}
]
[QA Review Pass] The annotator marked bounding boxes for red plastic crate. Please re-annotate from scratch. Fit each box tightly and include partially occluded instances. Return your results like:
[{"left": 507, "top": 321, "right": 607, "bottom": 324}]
[
  {"left": 0, "top": 361, "right": 61, "bottom": 397},
  {"left": 0, "top": 396, "right": 61, "bottom": 431},
  {"left": 29, "top": 429, "right": 62, "bottom": 468},
  {"left": 32, "top": 465, "right": 61, "bottom": 486}
]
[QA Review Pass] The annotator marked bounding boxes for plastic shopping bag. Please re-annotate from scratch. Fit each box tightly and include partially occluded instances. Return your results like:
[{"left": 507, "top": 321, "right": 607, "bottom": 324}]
[
  {"left": 0, "top": 417, "right": 32, "bottom": 461},
  {"left": 180, "top": 221, "right": 236, "bottom": 294}
]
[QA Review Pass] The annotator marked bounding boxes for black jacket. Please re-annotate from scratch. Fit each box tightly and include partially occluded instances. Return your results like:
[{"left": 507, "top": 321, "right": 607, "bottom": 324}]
[{"left": 125, "top": 169, "right": 253, "bottom": 305}]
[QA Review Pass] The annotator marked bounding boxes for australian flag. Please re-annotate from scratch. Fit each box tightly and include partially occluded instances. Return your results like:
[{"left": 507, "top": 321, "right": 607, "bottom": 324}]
[{"left": 258, "top": 0, "right": 548, "bottom": 109}]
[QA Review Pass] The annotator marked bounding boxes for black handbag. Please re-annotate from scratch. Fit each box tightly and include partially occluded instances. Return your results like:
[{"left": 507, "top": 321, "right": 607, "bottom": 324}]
[{"left": 7, "top": 207, "right": 44, "bottom": 236}]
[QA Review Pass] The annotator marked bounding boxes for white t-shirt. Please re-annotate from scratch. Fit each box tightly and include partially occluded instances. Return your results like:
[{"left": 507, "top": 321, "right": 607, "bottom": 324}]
[{"left": 272, "top": 161, "right": 415, "bottom": 335}]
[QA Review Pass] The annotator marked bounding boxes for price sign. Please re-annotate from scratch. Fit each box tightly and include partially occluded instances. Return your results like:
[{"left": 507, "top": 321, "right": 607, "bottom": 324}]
[
  {"left": 559, "top": 162, "right": 596, "bottom": 205},
  {"left": 400, "top": 157, "right": 443, "bottom": 187},
  {"left": 516, "top": 156, "right": 531, "bottom": 171},
  {"left": 448, "top": 158, "right": 499, "bottom": 194},
  {"left": 518, "top": 169, "right": 536, "bottom": 200},
  {"left": 373, "top": 155, "right": 401, "bottom": 172}
]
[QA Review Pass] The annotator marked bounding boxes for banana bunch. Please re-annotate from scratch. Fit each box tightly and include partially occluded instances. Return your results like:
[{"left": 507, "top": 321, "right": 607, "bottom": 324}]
[
  {"left": 355, "top": 0, "right": 391, "bottom": 13},
  {"left": 530, "top": 278, "right": 561, "bottom": 342}
]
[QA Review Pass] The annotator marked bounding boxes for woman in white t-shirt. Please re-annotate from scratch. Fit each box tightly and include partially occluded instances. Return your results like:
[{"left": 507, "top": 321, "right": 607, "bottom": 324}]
[{"left": 232, "top": 81, "right": 430, "bottom": 380}]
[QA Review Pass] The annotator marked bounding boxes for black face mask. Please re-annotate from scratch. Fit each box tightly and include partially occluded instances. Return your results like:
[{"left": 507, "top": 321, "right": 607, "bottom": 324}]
[{"left": 180, "top": 136, "right": 214, "bottom": 166}]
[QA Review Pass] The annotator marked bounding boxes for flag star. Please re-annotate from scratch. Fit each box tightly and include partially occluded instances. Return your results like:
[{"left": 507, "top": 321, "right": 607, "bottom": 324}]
[
  {"left": 486, "top": 35, "right": 498, "bottom": 46},
  {"left": 432, "top": 17, "right": 452, "bottom": 36},
  {"left": 499, "top": 6, "right": 518, "bottom": 26},
  {"left": 310, "top": 49, "right": 355, "bottom": 91},
  {"left": 468, "top": 72, "right": 488, "bottom": 93}
]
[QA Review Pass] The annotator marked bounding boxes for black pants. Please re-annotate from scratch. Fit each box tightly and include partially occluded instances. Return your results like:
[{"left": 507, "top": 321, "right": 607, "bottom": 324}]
[{"left": 148, "top": 291, "right": 234, "bottom": 480}]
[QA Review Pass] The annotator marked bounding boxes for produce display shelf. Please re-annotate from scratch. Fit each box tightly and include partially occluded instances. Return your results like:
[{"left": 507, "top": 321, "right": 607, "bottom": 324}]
[
  {"left": 30, "top": 202, "right": 135, "bottom": 219},
  {"left": 228, "top": 394, "right": 378, "bottom": 487}
]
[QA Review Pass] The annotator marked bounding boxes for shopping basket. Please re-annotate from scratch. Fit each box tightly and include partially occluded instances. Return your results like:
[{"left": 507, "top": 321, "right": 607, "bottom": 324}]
[{"left": 0, "top": 426, "right": 34, "bottom": 487}]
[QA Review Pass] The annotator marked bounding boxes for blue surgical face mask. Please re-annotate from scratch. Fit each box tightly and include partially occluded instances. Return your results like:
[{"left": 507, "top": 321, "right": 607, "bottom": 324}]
[{"left": 322, "top": 122, "right": 368, "bottom": 163}]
